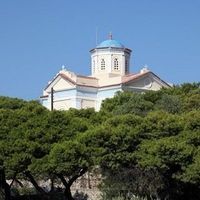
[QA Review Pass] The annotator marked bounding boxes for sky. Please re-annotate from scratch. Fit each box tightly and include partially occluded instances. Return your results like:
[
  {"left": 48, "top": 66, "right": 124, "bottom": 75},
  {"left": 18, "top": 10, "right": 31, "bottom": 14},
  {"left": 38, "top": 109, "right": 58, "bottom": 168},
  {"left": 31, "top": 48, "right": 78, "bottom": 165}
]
[{"left": 0, "top": 0, "right": 200, "bottom": 100}]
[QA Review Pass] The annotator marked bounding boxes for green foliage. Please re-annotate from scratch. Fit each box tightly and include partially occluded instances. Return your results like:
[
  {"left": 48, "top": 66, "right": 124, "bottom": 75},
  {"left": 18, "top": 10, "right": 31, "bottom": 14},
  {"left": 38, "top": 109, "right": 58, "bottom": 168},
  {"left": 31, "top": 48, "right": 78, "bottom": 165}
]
[
  {"left": 155, "top": 94, "right": 182, "bottom": 114},
  {"left": 0, "top": 96, "right": 26, "bottom": 110},
  {"left": 101, "top": 92, "right": 153, "bottom": 116},
  {"left": 98, "top": 83, "right": 200, "bottom": 199},
  {"left": 183, "top": 110, "right": 200, "bottom": 131},
  {"left": 142, "top": 111, "right": 184, "bottom": 138},
  {"left": 0, "top": 83, "right": 200, "bottom": 200},
  {"left": 49, "top": 140, "right": 90, "bottom": 175},
  {"left": 101, "top": 83, "right": 200, "bottom": 116},
  {"left": 101, "top": 91, "right": 132, "bottom": 113}
]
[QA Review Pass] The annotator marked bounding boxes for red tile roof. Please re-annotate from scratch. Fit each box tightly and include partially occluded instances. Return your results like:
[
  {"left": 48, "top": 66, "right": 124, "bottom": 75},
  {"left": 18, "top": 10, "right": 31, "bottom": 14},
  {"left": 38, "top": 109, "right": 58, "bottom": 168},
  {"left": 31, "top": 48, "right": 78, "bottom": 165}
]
[{"left": 43, "top": 70, "right": 170, "bottom": 94}]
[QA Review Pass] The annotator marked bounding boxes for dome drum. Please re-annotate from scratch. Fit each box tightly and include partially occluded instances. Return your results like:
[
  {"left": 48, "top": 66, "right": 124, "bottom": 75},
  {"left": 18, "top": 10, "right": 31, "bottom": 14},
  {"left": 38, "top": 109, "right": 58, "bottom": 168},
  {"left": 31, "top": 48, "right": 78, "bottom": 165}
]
[{"left": 90, "top": 37, "right": 132, "bottom": 77}]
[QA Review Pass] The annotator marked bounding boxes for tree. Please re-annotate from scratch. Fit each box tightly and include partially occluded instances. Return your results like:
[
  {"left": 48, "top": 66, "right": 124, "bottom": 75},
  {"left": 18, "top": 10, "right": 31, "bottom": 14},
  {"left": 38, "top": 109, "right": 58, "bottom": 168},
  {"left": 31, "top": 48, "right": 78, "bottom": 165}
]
[
  {"left": 0, "top": 96, "right": 26, "bottom": 110},
  {"left": 136, "top": 127, "right": 200, "bottom": 200},
  {"left": 0, "top": 83, "right": 200, "bottom": 199},
  {"left": 48, "top": 140, "right": 91, "bottom": 200},
  {"left": 155, "top": 94, "right": 182, "bottom": 114},
  {"left": 26, "top": 109, "right": 96, "bottom": 199},
  {"left": 0, "top": 98, "right": 30, "bottom": 200},
  {"left": 101, "top": 91, "right": 153, "bottom": 116}
]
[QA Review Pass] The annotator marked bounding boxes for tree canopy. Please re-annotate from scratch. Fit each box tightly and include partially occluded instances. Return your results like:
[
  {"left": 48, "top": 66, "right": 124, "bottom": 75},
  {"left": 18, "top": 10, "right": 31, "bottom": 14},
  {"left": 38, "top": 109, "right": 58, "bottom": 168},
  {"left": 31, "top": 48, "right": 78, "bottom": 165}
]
[{"left": 0, "top": 83, "right": 200, "bottom": 200}]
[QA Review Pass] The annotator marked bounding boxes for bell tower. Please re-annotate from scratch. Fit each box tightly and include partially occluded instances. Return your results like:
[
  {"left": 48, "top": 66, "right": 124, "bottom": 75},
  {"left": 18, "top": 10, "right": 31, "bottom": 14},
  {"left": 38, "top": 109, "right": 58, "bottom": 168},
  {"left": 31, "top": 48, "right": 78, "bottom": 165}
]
[{"left": 90, "top": 34, "right": 132, "bottom": 78}]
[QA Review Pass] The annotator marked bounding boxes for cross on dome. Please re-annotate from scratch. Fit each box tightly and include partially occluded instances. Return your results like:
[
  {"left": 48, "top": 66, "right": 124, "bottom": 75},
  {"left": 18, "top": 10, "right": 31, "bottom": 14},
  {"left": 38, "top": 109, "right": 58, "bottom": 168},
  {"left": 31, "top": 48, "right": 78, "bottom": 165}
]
[
  {"left": 96, "top": 33, "right": 125, "bottom": 48},
  {"left": 109, "top": 32, "right": 113, "bottom": 40}
]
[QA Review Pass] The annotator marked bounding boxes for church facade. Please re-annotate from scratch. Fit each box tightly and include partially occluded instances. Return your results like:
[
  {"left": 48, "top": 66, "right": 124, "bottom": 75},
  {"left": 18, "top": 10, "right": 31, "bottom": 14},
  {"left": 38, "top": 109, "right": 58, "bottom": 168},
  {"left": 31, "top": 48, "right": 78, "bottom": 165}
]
[{"left": 40, "top": 35, "right": 170, "bottom": 111}]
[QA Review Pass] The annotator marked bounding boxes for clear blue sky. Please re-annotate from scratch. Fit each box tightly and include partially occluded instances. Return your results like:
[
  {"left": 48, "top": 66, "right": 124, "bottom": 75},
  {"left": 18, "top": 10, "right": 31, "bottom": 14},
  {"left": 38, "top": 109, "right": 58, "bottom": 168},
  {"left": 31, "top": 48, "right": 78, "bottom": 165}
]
[{"left": 0, "top": 0, "right": 200, "bottom": 100}]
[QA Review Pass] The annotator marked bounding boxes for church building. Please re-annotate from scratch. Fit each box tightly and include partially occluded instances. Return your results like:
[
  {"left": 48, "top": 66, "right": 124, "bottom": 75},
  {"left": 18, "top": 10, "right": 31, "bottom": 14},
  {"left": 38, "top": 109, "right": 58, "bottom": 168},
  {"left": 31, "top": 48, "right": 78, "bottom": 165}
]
[{"left": 40, "top": 34, "right": 170, "bottom": 111}]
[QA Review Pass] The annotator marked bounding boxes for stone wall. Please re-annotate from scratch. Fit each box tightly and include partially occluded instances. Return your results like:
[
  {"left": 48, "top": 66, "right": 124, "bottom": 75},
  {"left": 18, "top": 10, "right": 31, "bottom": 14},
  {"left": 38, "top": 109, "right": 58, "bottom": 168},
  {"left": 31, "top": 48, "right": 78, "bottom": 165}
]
[
  {"left": 71, "top": 171, "right": 102, "bottom": 200},
  {"left": 9, "top": 170, "right": 103, "bottom": 200}
]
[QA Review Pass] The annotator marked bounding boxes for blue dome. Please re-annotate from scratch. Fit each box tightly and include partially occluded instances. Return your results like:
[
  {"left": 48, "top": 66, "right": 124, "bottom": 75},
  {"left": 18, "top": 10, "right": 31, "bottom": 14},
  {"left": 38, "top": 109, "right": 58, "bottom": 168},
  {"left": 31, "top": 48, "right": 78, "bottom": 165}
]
[{"left": 97, "top": 39, "right": 124, "bottom": 48}]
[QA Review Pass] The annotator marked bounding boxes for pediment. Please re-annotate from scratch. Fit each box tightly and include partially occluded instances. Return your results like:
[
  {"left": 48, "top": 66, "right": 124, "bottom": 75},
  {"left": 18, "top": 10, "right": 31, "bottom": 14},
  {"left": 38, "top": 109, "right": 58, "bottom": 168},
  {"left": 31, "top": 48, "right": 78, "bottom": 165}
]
[
  {"left": 45, "top": 75, "right": 76, "bottom": 93},
  {"left": 123, "top": 72, "right": 170, "bottom": 90}
]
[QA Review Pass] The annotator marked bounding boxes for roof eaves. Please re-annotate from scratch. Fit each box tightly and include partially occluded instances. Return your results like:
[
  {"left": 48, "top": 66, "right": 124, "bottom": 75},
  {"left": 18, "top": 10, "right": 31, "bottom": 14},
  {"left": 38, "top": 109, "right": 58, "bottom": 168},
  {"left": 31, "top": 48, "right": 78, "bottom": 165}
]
[
  {"left": 122, "top": 71, "right": 149, "bottom": 84},
  {"left": 149, "top": 71, "right": 171, "bottom": 87},
  {"left": 44, "top": 73, "right": 60, "bottom": 90}
]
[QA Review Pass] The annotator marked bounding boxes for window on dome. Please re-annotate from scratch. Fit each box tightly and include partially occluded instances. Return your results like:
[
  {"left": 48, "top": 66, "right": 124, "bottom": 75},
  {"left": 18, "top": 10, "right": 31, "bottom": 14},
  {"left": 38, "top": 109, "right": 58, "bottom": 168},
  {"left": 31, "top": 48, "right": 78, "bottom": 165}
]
[
  {"left": 101, "top": 59, "right": 105, "bottom": 70},
  {"left": 114, "top": 58, "right": 119, "bottom": 70}
]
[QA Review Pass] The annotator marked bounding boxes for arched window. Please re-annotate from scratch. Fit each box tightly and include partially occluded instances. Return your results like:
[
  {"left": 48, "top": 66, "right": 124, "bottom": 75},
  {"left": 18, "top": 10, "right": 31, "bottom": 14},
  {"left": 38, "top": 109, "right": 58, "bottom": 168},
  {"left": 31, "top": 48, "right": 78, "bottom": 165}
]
[
  {"left": 101, "top": 59, "right": 105, "bottom": 70},
  {"left": 114, "top": 58, "right": 119, "bottom": 70}
]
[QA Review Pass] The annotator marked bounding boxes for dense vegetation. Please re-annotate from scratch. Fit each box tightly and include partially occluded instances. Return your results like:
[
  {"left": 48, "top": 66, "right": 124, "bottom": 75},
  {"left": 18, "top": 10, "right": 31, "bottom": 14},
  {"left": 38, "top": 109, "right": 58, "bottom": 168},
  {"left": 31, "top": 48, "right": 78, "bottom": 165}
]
[{"left": 0, "top": 83, "right": 200, "bottom": 200}]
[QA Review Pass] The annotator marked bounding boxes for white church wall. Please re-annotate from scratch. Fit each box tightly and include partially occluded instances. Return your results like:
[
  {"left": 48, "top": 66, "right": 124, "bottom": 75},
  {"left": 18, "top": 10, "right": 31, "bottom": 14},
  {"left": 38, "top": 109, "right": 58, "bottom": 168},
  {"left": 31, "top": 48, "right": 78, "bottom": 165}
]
[
  {"left": 97, "top": 75, "right": 121, "bottom": 87},
  {"left": 52, "top": 77, "right": 75, "bottom": 91},
  {"left": 53, "top": 99, "right": 72, "bottom": 110},
  {"left": 75, "top": 98, "right": 82, "bottom": 109},
  {"left": 41, "top": 99, "right": 50, "bottom": 110},
  {"left": 77, "top": 76, "right": 98, "bottom": 86},
  {"left": 111, "top": 54, "right": 123, "bottom": 74},
  {"left": 77, "top": 90, "right": 97, "bottom": 98},
  {"left": 124, "top": 78, "right": 167, "bottom": 92},
  {"left": 81, "top": 99, "right": 96, "bottom": 109},
  {"left": 42, "top": 89, "right": 78, "bottom": 111},
  {"left": 76, "top": 89, "right": 97, "bottom": 109},
  {"left": 54, "top": 89, "right": 77, "bottom": 99},
  {"left": 75, "top": 98, "right": 96, "bottom": 110},
  {"left": 126, "top": 77, "right": 151, "bottom": 88},
  {"left": 97, "top": 54, "right": 111, "bottom": 74},
  {"left": 70, "top": 97, "right": 78, "bottom": 109},
  {"left": 91, "top": 48, "right": 128, "bottom": 77},
  {"left": 150, "top": 80, "right": 164, "bottom": 90},
  {"left": 125, "top": 74, "right": 166, "bottom": 91},
  {"left": 97, "top": 87, "right": 121, "bottom": 98}
]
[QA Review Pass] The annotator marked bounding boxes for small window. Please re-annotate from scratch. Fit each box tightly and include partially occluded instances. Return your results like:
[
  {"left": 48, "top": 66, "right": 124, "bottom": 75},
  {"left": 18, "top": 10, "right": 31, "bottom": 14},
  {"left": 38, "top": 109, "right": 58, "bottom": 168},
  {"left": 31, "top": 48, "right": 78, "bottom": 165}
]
[
  {"left": 114, "top": 58, "right": 119, "bottom": 70},
  {"left": 101, "top": 59, "right": 105, "bottom": 70}
]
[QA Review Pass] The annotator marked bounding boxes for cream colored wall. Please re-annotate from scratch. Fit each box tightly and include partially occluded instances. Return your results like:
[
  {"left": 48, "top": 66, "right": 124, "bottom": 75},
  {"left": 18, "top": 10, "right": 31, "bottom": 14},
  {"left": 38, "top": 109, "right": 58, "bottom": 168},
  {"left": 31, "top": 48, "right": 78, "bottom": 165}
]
[
  {"left": 128, "top": 77, "right": 148, "bottom": 88},
  {"left": 53, "top": 99, "right": 71, "bottom": 110},
  {"left": 95, "top": 74, "right": 122, "bottom": 87},
  {"left": 110, "top": 55, "right": 123, "bottom": 74},
  {"left": 81, "top": 99, "right": 95, "bottom": 109},
  {"left": 91, "top": 49, "right": 128, "bottom": 77},
  {"left": 126, "top": 75, "right": 166, "bottom": 91},
  {"left": 52, "top": 77, "right": 75, "bottom": 91},
  {"left": 95, "top": 53, "right": 115, "bottom": 73},
  {"left": 43, "top": 90, "right": 49, "bottom": 96},
  {"left": 77, "top": 76, "right": 98, "bottom": 87},
  {"left": 150, "top": 80, "right": 163, "bottom": 90},
  {"left": 45, "top": 74, "right": 76, "bottom": 93}
]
